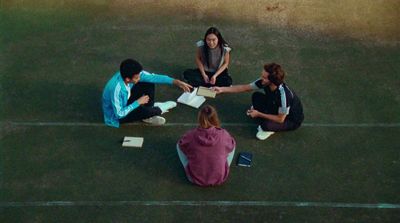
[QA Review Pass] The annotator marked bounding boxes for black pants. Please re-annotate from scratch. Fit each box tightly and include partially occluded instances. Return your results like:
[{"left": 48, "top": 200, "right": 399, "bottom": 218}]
[
  {"left": 183, "top": 68, "right": 232, "bottom": 87},
  {"left": 252, "top": 92, "right": 301, "bottom": 132},
  {"left": 120, "top": 82, "right": 162, "bottom": 123}
]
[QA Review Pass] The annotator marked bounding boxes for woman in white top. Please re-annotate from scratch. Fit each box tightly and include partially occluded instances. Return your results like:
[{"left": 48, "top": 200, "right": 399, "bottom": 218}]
[{"left": 183, "top": 27, "right": 232, "bottom": 87}]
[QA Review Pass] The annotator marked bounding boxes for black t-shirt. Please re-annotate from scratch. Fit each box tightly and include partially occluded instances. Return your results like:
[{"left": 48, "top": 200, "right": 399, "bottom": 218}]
[{"left": 253, "top": 80, "right": 304, "bottom": 124}]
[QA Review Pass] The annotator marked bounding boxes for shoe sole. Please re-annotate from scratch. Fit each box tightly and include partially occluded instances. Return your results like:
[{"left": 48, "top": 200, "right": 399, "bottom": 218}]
[
  {"left": 256, "top": 132, "right": 274, "bottom": 140},
  {"left": 142, "top": 117, "right": 166, "bottom": 126}
]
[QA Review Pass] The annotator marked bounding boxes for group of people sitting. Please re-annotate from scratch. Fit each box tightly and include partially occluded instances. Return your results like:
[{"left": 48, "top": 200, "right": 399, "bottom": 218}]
[{"left": 102, "top": 27, "right": 304, "bottom": 186}]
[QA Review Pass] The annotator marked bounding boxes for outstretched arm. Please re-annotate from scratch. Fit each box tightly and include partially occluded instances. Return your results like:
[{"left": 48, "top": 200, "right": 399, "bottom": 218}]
[
  {"left": 139, "top": 70, "right": 192, "bottom": 92},
  {"left": 173, "top": 79, "right": 193, "bottom": 92},
  {"left": 213, "top": 84, "right": 253, "bottom": 94}
]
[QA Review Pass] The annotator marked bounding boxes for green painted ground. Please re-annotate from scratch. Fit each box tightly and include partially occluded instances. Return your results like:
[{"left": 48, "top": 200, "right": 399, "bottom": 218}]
[{"left": 1, "top": 1, "right": 400, "bottom": 222}]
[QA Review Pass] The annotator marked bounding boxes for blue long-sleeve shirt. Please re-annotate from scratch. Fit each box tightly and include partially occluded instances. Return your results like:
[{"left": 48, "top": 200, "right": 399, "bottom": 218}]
[{"left": 102, "top": 70, "right": 174, "bottom": 127}]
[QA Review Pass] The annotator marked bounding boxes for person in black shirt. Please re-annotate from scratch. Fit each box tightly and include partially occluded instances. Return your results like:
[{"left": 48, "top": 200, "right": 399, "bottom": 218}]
[{"left": 213, "top": 63, "right": 304, "bottom": 140}]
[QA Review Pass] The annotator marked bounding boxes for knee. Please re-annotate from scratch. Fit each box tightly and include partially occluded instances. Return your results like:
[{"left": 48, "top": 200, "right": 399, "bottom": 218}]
[
  {"left": 252, "top": 92, "right": 265, "bottom": 104},
  {"left": 183, "top": 69, "right": 190, "bottom": 78},
  {"left": 183, "top": 69, "right": 196, "bottom": 78},
  {"left": 224, "top": 76, "right": 232, "bottom": 86},
  {"left": 217, "top": 78, "right": 232, "bottom": 87},
  {"left": 139, "top": 82, "right": 155, "bottom": 92},
  {"left": 144, "top": 82, "right": 155, "bottom": 88},
  {"left": 260, "top": 121, "right": 275, "bottom": 132}
]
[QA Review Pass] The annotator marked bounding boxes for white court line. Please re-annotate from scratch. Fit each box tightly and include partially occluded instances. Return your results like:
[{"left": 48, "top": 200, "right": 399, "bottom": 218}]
[
  {"left": 3, "top": 121, "right": 400, "bottom": 127},
  {"left": 1, "top": 201, "right": 399, "bottom": 209}
]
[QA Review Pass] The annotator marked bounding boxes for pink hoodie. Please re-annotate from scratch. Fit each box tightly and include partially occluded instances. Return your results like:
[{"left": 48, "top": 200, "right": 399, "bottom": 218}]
[{"left": 178, "top": 127, "right": 236, "bottom": 186}]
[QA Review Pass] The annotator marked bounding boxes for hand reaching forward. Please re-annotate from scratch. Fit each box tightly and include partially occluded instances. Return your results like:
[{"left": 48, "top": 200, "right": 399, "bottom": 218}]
[
  {"left": 211, "top": 86, "right": 223, "bottom": 94},
  {"left": 174, "top": 79, "right": 193, "bottom": 92}
]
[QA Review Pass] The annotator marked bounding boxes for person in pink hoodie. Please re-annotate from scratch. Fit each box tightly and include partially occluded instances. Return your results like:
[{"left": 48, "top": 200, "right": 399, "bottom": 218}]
[{"left": 177, "top": 105, "right": 236, "bottom": 186}]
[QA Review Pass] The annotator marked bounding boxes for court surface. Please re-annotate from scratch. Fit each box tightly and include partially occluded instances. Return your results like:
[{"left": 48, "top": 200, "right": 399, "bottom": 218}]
[{"left": 1, "top": 1, "right": 399, "bottom": 222}]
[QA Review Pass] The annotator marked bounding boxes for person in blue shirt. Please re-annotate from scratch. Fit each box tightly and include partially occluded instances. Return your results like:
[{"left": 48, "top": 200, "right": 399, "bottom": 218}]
[
  {"left": 213, "top": 63, "right": 304, "bottom": 140},
  {"left": 102, "top": 59, "right": 192, "bottom": 127}
]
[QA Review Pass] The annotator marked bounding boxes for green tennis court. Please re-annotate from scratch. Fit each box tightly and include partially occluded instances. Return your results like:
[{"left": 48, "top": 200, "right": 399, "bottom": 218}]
[{"left": 1, "top": 1, "right": 399, "bottom": 222}]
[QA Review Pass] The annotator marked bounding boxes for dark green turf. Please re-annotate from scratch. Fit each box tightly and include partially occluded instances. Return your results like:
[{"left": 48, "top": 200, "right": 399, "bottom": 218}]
[
  {"left": 1, "top": 2, "right": 400, "bottom": 222},
  {"left": 1, "top": 6, "right": 399, "bottom": 123},
  {"left": 1, "top": 126, "right": 399, "bottom": 203},
  {"left": 1, "top": 206, "right": 400, "bottom": 223}
]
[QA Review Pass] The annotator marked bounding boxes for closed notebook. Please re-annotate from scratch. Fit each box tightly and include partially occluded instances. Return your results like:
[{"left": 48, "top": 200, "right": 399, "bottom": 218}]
[
  {"left": 196, "top": 86, "right": 216, "bottom": 98},
  {"left": 122, "top": 136, "right": 144, "bottom": 148},
  {"left": 237, "top": 152, "right": 253, "bottom": 167}
]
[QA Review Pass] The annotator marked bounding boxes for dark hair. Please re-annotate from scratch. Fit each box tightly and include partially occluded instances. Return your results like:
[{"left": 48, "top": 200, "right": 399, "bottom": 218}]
[
  {"left": 202, "top": 27, "right": 228, "bottom": 68},
  {"left": 198, "top": 105, "right": 221, "bottom": 129},
  {"left": 264, "top": 63, "right": 285, "bottom": 86},
  {"left": 120, "top": 59, "right": 143, "bottom": 79}
]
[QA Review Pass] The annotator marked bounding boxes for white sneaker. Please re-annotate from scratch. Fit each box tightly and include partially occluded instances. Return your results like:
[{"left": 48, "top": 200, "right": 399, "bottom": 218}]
[
  {"left": 142, "top": 116, "right": 166, "bottom": 125},
  {"left": 256, "top": 125, "right": 275, "bottom": 140},
  {"left": 154, "top": 101, "right": 177, "bottom": 114}
]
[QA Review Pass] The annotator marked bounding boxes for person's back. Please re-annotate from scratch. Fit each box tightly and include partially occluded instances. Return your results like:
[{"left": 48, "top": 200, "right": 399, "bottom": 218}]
[
  {"left": 177, "top": 105, "right": 236, "bottom": 186},
  {"left": 102, "top": 72, "right": 127, "bottom": 127},
  {"left": 179, "top": 126, "right": 234, "bottom": 186}
]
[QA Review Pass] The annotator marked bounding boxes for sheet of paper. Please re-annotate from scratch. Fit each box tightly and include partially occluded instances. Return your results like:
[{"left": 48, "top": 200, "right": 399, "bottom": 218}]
[
  {"left": 122, "top": 136, "right": 144, "bottom": 148},
  {"left": 187, "top": 88, "right": 198, "bottom": 101},
  {"left": 177, "top": 88, "right": 196, "bottom": 103}
]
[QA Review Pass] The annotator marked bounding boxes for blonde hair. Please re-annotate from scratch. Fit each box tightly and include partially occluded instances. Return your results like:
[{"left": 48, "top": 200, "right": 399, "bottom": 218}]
[{"left": 198, "top": 105, "right": 221, "bottom": 128}]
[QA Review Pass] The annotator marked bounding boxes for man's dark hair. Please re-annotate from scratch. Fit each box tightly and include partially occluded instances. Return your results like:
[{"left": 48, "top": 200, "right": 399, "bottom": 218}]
[
  {"left": 120, "top": 59, "right": 143, "bottom": 79},
  {"left": 264, "top": 63, "right": 285, "bottom": 86}
]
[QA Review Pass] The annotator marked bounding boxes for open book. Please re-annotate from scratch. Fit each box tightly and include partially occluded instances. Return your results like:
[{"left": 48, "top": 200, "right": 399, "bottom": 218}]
[{"left": 177, "top": 88, "right": 206, "bottom": 108}]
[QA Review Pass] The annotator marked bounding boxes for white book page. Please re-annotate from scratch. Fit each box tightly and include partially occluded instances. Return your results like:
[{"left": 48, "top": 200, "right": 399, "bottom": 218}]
[
  {"left": 122, "top": 136, "right": 144, "bottom": 147},
  {"left": 187, "top": 96, "right": 205, "bottom": 108},
  {"left": 187, "top": 88, "right": 198, "bottom": 101},
  {"left": 177, "top": 88, "right": 205, "bottom": 108}
]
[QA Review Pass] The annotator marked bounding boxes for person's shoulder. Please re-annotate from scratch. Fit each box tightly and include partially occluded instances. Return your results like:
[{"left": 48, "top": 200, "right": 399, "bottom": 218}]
[
  {"left": 109, "top": 71, "right": 121, "bottom": 81},
  {"left": 280, "top": 84, "right": 292, "bottom": 95},
  {"left": 219, "top": 128, "right": 235, "bottom": 145},
  {"left": 111, "top": 78, "right": 125, "bottom": 96},
  {"left": 183, "top": 128, "right": 199, "bottom": 137},
  {"left": 249, "top": 78, "right": 263, "bottom": 89},
  {"left": 282, "top": 83, "right": 300, "bottom": 99},
  {"left": 139, "top": 70, "right": 152, "bottom": 77},
  {"left": 110, "top": 72, "right": 123, "bottom": 86},
  {"left": 140, "top": 70, "right": 149, "bottom": 74},
  {"left": 179, "top": 128, "right": 197, "bottom": 144},
  {"left": 216, "top": 127, "right": 233, "bottom": 136},
  {"left": 223, "top": 44, "right": 231, "bottom": 52},
  {"left": 196, "top": 40, "right": 204, "bottom": 47}
]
